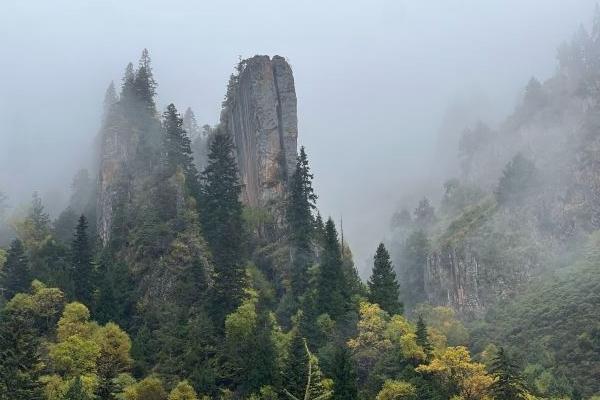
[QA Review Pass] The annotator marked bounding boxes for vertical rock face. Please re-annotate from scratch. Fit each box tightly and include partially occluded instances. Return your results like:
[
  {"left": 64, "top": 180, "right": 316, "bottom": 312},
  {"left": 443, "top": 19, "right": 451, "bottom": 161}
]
[{"left": 221, "top": 55, "right": 298, "bottom": 208}]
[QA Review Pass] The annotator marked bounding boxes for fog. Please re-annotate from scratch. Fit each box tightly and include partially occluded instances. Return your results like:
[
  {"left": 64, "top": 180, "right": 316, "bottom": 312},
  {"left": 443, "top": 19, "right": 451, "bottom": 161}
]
[{"left": 0, "top": 0, "right": 596, "bottom": 275}]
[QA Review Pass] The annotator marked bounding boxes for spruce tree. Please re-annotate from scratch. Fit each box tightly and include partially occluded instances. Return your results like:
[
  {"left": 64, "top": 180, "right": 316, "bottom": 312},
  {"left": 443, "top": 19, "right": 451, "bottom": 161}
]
[
  {"left": 199, "top": 132, "right": 245, "bottom": 325},
  {"left": 162, "top": 103, "right": 199, "bottom": 194},
  {"left": 367, "top": 243, "right": 402, "bottom": 315},
  {"left": 120, "top": 62, "right": 136, "bottom": 104},
  {"left": 283, "top": 329, "right": 310, "bottom": 399},
  {"left": 415, "top": 315, "right": 433, "bottom": 358},
  {"left": 0, "top": 309, "right": 43, "bottom": 399},
  {"left": 71, "top": 215, "right": 94, "bottom": 306},
  {"left": 287, "top": 146, "right": 317, "bottom": 299},
  {"left": 316, "top": 218, "right": 348, "bottom": 320},
  {"left": 134, "top": 49, "right": 157, "bottom": 112},
  {"left": 64, "top": 376, "right": 93, "bottom": 400},
  {"left": 1, "top": 239, "right": 30, "bottom": 300},
  {"left": 331, "top": 345, "right": 358, "bottom": 400},
  {"left": 489, "top": 347, "right": 528, "bottom": 400}
]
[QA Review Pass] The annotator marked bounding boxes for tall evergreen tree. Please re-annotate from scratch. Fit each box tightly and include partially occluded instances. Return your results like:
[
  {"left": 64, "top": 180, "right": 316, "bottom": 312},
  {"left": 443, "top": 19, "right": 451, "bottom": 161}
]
[
  {"left": 316, "top": 218, "right": 348, "bottom": 320},
  {"left": 71, "top": 215, "right": 94, "bottom": 305},
  {"left": 134, "top": 49, "right": 157, "bottom": 112},
  {"left": 287, "top": 146, "right": 317, "bottom": 299},
  {"left": 162, "top": 103, "right": 199, "bottom": 194},
  {"left": 64, "top": 376, "right": 93, "bottom": 400},
  {"left": 199, "top": 132, "right": 245, "bottom": 325},
  {"left": 1, "top": 239, "right": 30, "bottom": 300},
  {"left": 283, "top": 329, "right": 310, "bottom": 399},
  {"left": 0, "top": 308, "right": 43, "bottom": 399},
  {"left": 415, "top": 315, "right": 433, "bottom": 358},
  {"left": 489, "top": 347, "right": 528, "bottom": 400},
  {"left": 331, "top": 345, "right": 358, "bottom": 400},
  {"left": 400, "top": 230, "right": 430, "bottom": 309},
  {"left": 367, "top": 243, "right": 402, "bottom": 315},
  {"left": 183, "top": 107, "right": 200, "bottom": 140},
  {"left": 120, "top": 62, "right": 136, "bottom": 104}
]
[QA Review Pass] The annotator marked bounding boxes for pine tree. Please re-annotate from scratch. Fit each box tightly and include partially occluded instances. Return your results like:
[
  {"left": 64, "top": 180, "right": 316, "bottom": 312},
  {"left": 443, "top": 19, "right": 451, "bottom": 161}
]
[
  {"left": 134, "top": 49, "right": 157, "bottom": 112},
  {"left": 0, "top": 308, "right": 43, "bottom": 399},
  {"left": 331, "top": 345, "right": 358, "bottom": 400},
  {"left": 120, "top": 62, "right": 136, "bottom": 103},
  {"left": 1, "top": 239, "right": 30, "bottom": 300},
  {"left": 284, "top": 329, "right": 310, "bottom": 399},
  {"left": 415, "top": 315, "right": 433, "bottom": 358},
  {"left": 489, "top": 347, "right": 528, "bottom": 400},
  {"left": 367, "top": 243, "right": 402, "bottom": 315},
  {"left": 71, "top": 215, "right": 94, "bottom": 305},
  {"left": 64, "top": 376, "right": 93, "bottom": 400},
  {"left": 183, "top": 107, "right": 201, "bottom": 140},
  {"left": 287, "top": 146, "right": 317, "bottom": 299},
  {"left": 199, "top": 132, "right": 245, "bottom": 325},
  {"left": 316, "top": 219, "right": 348, "bottom": 320},
  {"left": 103, "top": 81, "right": 118, "bottom": 117},
  {"left": 283, "top": 339, "right": 332, "bottom": 400},
  {"left": 29, "top": 192, "right": 50, "bottom": 243},
  {"left": 162, "top": 103, "right": 199, "bottom": 194}
]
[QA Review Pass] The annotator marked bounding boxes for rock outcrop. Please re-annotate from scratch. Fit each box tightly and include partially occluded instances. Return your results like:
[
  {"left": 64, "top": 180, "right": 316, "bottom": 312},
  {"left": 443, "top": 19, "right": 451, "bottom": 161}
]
[{"left": 220, "top": 55, "right": 298, "bottom": 209}]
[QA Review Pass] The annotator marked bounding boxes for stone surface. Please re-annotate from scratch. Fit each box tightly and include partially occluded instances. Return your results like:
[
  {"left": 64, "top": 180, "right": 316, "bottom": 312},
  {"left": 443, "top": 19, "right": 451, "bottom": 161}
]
[{"left": 221, "top": 55, "right": 298, "bottom": 209}]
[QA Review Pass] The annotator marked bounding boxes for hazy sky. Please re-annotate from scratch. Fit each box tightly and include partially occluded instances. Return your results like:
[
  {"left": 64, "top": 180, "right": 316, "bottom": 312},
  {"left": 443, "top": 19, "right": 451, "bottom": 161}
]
[{"left": 0, "top": 0, "right": 597, "bottom": 275}]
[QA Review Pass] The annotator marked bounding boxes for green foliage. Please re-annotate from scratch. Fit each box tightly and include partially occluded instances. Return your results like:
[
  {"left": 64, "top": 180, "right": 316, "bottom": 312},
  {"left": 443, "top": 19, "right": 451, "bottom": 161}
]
[
  {"left": 368, "top": 243, "right": 402, "bottom": 316},
  {"left": 0, "top": 299, "right": 44, "bottom": 399},
  {"left": 330, "top": 345, "right": 358, "bottom": 400},
  {"left": 495, "top": 153, "right": 538, "bottom": 206},
  {"left": 375, "top": 380, "right": 416, "bottom": 400},
  {"left": 1, "top": 239, "right": 30, "bottom": 300},
  {"left": 287, "top": 147, "right": 317, "bottom": 299},
  {"left": 488, "top": 347, "right": 528, "bottom": 400},
  {"left": 71, "top": 215, "right": 94, "bottom": 306},
  {"left": 316, "top": 219, "right": 350, "bottom": 320},
  {"left": 200, "top": 132, "right": 245, "bottom": 325},
  {"left": 470, "top": 231, "right": 600, "bottom": 396},
  {"left": 123, "top": 376, "right": 168, "bottom": 400},
  {"left": 169, "top": 380, "right": 199, "bottom": 400},
  {"left": 398, "top": 230, "right": 429, "bottom": 310}
]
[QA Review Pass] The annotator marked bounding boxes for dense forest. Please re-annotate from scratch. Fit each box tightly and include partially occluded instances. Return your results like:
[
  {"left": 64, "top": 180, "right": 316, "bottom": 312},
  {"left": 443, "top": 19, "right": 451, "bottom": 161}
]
[{"left": 3, "top": 7, "right": 600, "bottom": 400}]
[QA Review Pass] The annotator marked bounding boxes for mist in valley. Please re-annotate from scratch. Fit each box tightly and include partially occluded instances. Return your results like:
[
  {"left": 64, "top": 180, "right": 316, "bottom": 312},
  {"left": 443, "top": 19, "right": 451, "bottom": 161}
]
[{"left": 1, "top": 0, "right": 596, "bottom": 275}]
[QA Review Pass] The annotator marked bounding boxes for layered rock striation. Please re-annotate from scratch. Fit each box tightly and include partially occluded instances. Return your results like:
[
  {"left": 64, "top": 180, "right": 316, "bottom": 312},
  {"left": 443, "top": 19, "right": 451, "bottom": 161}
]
[{"left": 220, "top": 55, "right": 298, "bottom": 209}]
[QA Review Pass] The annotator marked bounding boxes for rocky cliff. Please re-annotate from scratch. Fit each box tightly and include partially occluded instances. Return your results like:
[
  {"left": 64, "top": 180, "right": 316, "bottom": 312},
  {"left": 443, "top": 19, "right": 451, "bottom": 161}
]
[{"left": 220, "top": 55, "right": 298, "bottom": 209}]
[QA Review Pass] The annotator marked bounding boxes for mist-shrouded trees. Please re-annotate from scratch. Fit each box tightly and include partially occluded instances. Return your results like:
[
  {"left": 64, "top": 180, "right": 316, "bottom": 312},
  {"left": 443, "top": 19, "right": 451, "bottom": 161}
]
[
  {"left": 71, "top": 215, "right": 94, "bottom": 306},
  {"left": 399, "top": 230, "right": 429, "bottom": 310},
  {"left": 368, "top": 243, "right": 402, "bottom": 316},
  {"left": 287, "top": 146, "right": 317, "bottom": 300},
  {"left": 200, "top": 132, "right": 245, "bottom": 325},
  {"left": 162, "top": 103, "right": 199, "bottom": 195},
  {"left": 316, "top": 218, "right": 350, "bottom": 320},
  {"left": 495, "top": 153, "right": 539, "bottom": 206},
  {"left": 1, "top": 239, "right": 30, "bottom": 300}
]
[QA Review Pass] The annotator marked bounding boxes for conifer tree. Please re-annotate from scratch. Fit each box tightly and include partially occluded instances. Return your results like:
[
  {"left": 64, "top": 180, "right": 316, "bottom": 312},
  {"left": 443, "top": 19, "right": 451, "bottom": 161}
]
[
  {"left": 415, "top": 315, "right": 433, "bottom": 358},
  {"left": 121, "top": 62, "right": 136, "bottom": 103},
  {"left": 200, "top": 132, "right": 245, "bottom": 325},
  {"left": 287, "top": 146, "right": 317, "bottom": 299},
  {"left": 162, "top": 103, "right": 199, "bottom": 194},
  {"left": 64, "top": 376, "right": 93, "bottom": 400},
  {"left": 489, "top": 347, "right": 528, "bottom": 400},
  {"left": 183, "top": 107, "right": 201, "bottom": 140},
  {"left": 331, "top": 345, "right": 358, "bottom": 400},
  {"left": 1, "top": 239, "right": 30, "bottom": 300},
  {"left": 134, "top": 49, "right": 157, "bottom": 112},
  {"left": 103, "top": 81, "right": 118, "bottom": 117},
  {"left": 0, "top": 307, "right": 43, "bottom": 399},
  {"left": 316, "top": 219, "right": 348, "bottom": 320},
  {"left": 71, "top": 215, "right": 94, "bottom": 306},
  {"left": 367, "top": 243, "right": 402, "bottom": 315},
  {"left": 284, "top": 329, "right": 310, "bottom": 399}
]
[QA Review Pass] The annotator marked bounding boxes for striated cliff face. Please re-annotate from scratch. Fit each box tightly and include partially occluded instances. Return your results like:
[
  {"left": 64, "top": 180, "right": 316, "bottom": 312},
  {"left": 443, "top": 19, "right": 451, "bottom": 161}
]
[{"left": 220, "top": 55, "right": 298, "bottom": 209}]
